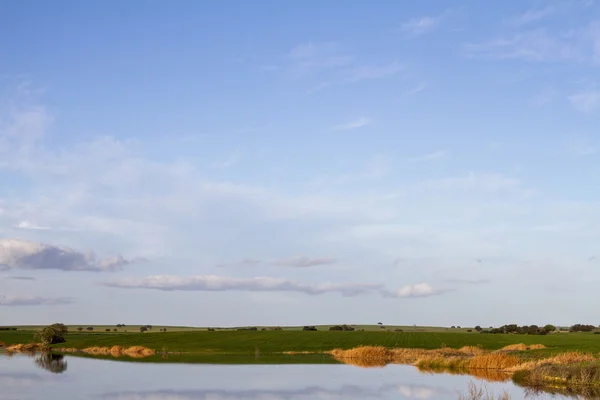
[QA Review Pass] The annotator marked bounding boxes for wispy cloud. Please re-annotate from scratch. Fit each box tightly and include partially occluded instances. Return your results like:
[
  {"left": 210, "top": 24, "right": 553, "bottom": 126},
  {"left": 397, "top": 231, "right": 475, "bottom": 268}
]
[
  {"left": 103, "top": 274, "right": 453, "bottom": 300},
  {"left": 0, "top": 239, "right": 142, "bottom": 272},
  {"left": 311, "top": 62, "right": 404, "bottom": 92},
  {"left": 0, "top": 295, "right": 73, "bottom": 306},
  {"left": 401, "top": 16, "right": 441, "bottom": 37},
  {"left": 507, "top": 5, "right": 557, "bottom": 26},
  {"left": 216, "top": 258, "right": 261, "bottom": 268},
  {"left": 102, "top": 275, "right": 383, "bottom": 297},
  {"left": 285, "top": 42, "right": 353, "bottom": 78},
  {"left": 267, "top": 256, "right": 337, "bottom": 267},
  {"left": 332, "top": 117, "right": 371, "bottom": 131},
  {"left": 383, "top": 282, "right": 449, "bottom": 298},
  {"left": 407, "top": 150, "right": 448, "bottom": 162},
  {"left": 465, "top": 21, "right": 600, "bottom": 64},
  {"left": 569, "top": 90, "right": 600, "bottom": 113},
  {"left": 4, "top": 276, "right": 36, "bottom": 281},
  {"left": 426, "top": 172, "right": 523, "bottom": 193},
  {"left": 444, "top": 278, "right": 490, "bottom": 285},
  {"left": 13, "top": 221, "right": 51, "bottom": 230}
]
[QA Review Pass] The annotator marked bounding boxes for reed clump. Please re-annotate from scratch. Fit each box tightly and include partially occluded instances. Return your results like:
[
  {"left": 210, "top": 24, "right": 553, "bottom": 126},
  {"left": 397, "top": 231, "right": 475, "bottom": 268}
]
[
  {"left": 499, "top": 343, "right": 528, "bottom": 352},
  {"left": 81, "top": 345, "right": 155, "bottom": 358},
  {"left": 528, "top": 344, "right": 547, "bottom": 350},
  {"left": 469, "top": 353, "right": 521, "bottom": 370},
  {"left": 457, "top": 381, "right": 511, "bottom": 400},
  {"left": 5, "top": 343, "right": 48, "bottom": 353}
]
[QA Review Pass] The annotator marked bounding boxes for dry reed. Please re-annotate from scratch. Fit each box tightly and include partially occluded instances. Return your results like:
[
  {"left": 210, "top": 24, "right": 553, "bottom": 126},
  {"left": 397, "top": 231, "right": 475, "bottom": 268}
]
[
  {"left": 468, "top": 353, "right": 521, "bottom": 370},
  {"left": 528, "top": 344, "right": 546, "bottom": 350},
  {"left": 457, "top": 381, "right": 511, "bottom": 400},
  {"left": 5, "top": 343, "right": 48, "bottom": 353},
  {"left": 81, "top": 345, "right": 155, "bottom": 358},
  {"left": 499, "top": 343, "right": 528, "bottom": 352}
]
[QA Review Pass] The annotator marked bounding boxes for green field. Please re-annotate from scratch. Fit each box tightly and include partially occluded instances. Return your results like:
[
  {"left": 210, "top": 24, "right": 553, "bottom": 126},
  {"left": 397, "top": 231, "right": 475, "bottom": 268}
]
[
  {"left": 1, "top": 324, "right": 480, "bottom": 333},
  {"left": 2, "top": 328, "right": 600, "bottom": 357}
]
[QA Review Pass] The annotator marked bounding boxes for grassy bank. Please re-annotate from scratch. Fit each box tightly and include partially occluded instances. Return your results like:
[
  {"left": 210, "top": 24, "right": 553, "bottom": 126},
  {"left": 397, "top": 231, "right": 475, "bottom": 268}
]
[{"left": 2, "top": 329, "right": 600, "bottom": 355}]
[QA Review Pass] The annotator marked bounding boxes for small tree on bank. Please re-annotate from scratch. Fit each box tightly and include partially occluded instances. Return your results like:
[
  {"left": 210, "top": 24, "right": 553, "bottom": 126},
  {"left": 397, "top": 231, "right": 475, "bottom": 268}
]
[{"left": 35, "top": 324, "right": 67, "bottom": 345}]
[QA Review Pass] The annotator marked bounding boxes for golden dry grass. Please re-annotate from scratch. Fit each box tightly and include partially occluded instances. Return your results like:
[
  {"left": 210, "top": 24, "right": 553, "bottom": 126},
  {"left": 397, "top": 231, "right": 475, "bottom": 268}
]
[
  {"left": 499, "top": 343, "right": 528, "bottom": 352},
  {"left": 528, "top": 344, "right": 547, "bottom": 350},
  {"left": 5, "top": 343, "right": 47, "bottom": 353},
  {"left": 81, "top": 345, "right": 155, "bottom": 358},
  {"left": 330, "top": 346, "right": 393, "bottom": 360},
  {"left": 468, "top": 353, "right": 521, "bottom": 370}
]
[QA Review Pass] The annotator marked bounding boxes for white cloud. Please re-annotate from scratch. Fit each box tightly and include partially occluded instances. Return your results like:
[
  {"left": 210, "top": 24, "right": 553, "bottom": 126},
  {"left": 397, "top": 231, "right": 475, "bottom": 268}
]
[
  {"left": 444, "top": 278, "right": 490, "bottom": 285},
  {"left": 14, "top": 221, "right": 51, "bottom": 230},
  {"left": 388, "top": 282, "right": 448, "bottom": 298},
  {"left": 0, "top": 295, "right": 73, "bottom": 306},
  {"left": 465, "top": 22, "right": 600, "bottom": 64},
  {"left": 507, "top": 5, "right": 557, "bottom": 26},
  {"left": 4, "top": 276, "right": 36, "bottom": 281},
  {"left": 425, "top": 172, "right": 523, "bottom": 193},
  {"left": 332, "top": 117, "right": 371, "bottom": 131},
  {"left": 267, "top": 256, "right": 337, "bottom": 267},
  {"left": 311, "top": 62, "right": 404, "bottom": 92},
  {"left": 569, "top": 91, "right": 600, "bottom": 113},
  {"left": 102, "top": 274, "right": 383, "bottom": 297},
  {"left": 401, "top": 16, "right": 440, "bottom": 37},
  {"left": 0, "top": 239, "right": 140, "bottom": 272},
  {"left": 407, "top": 150, "right": 448, "bottom": 162}
]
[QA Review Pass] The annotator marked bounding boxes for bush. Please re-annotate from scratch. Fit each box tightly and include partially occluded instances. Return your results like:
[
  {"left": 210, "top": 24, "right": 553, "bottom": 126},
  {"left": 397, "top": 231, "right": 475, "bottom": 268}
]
[
  {"left": 329, "top": 324, "right": 354, "bottom": 331},
  {"left": 394, "top": 329, "right": 404, "bottom": 332},
  {"left": 467, "top": 329, "right": 472, "bottom": 332},
  {"left": 207, "top": 328, "right": 215, "bottom": 332},
  {"left": 113, "top": 328, "right": 117, "bottom": 332},
  {"left": 77, "top": 327, "right": 83, "bottom": 332},
  {"left": 140, "top": 326, "right": 148, "bottom": 332},
  {"left": 105, "top": 329, "right": 111, "bottom": 332},
  {"left": 35, "top": 325, "right": 66, "bottom": 345},
  {"left": 303, "top": 326, "right": 317, "bottom": 331},
  {"left": 50, "top": 323, "right": 68, "bottom": 335},
  {"left": 570, "top": 324, "right": 595, "bottom": 332},
  {"left": 237, "top": 327, "right": 258, "bottom": 331},
  {"left": 86, "top": 327, "right": 94, "bottom": 331}
]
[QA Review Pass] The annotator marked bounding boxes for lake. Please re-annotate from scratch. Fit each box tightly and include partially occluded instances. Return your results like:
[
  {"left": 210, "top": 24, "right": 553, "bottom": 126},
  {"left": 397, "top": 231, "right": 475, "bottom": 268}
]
[{"left": 0, "top": 352, "right": 570, "bottom": 399}]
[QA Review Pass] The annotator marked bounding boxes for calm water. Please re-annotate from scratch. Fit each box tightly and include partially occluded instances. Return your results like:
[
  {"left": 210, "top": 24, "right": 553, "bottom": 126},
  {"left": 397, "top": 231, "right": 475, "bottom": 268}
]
[{"left": 0, "top": 352, "right": 569, "bottom": 400}]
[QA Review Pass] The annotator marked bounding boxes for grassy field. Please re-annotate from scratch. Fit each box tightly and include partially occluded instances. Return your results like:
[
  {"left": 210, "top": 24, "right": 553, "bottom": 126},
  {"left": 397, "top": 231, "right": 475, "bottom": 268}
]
[
  {"left": 2, "top": 324, "right": 479, "bottom": 333},
  {"left": 2, "top": 329, "right": 600, "bottom": 356}
]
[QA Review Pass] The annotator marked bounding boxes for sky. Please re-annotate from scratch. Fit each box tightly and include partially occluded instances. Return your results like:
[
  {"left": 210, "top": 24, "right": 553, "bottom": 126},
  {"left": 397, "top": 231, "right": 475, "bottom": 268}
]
[{"left": 0, "top": 0, "right": 599, "bottom": 327}]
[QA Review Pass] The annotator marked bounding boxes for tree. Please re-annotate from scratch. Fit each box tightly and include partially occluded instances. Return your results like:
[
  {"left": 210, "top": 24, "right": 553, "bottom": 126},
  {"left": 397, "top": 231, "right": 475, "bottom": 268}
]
[
  {"left": 50, "top": 323, "right": 68, "bottom": 335},
  {"left": 474, "top": 326, "right": 482, "bottom": 332},
  {"left": 544, "top": 324, "right": 556, "bottom": 333},
  {"left": 77, "top": 327, "right": 83, "bottom": 332},
  {"left": 140, "top": 326, "right": 148, "bottom": 332},
  {"left": 35, "top": 353, "right": 67, "bottom": 374},
  {"left": 35, "top": 325, "right": 66, "bottom": 345}
]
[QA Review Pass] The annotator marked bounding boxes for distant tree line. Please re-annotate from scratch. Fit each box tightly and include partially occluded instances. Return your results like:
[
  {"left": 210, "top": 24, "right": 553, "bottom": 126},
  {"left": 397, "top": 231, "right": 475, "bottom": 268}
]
[
  {"left": 482, "top": 324, "right": 556, "bottom": 335},
  {"left": 0, "top": 327, "right": 17, "bottom": 331}
]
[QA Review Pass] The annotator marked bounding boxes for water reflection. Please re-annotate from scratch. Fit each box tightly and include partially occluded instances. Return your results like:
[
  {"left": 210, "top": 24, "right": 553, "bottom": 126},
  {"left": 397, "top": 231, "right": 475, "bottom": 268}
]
[
  {"left": 99, "top": 383, "right": 451, "bottom": 400},
  {"left": 0, "top": 352, "right": 575, "bottom": 400},
  {"left": 34, "top": 353, "right": 67, "bottom": 374}
]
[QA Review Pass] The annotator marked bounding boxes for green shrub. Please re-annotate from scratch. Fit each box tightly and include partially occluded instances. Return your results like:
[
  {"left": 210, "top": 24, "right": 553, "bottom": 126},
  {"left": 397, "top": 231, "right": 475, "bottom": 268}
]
[{"left": 35, "top": 325, "right": 66, "bottom": 345}]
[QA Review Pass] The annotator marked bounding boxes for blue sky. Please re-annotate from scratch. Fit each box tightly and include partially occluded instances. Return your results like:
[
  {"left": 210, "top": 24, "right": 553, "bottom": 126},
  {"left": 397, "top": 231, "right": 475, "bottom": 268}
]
[{"left": 1, "top": 0, "right": 599, "bottom": 327}]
